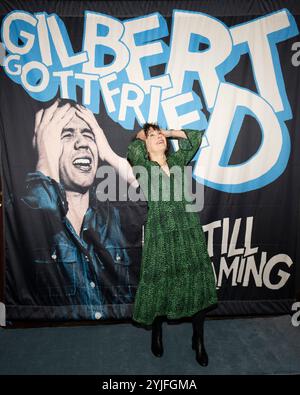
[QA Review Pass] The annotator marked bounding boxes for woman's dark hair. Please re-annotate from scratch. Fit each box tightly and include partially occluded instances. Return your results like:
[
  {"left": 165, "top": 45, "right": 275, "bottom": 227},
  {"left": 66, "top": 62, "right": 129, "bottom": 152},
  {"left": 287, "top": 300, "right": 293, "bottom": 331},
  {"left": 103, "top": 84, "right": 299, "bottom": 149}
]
[
  {"left": 143, "top": 122, "right": 161, "bottom": 137},
  {"left": 142, "top": 122, "right": 170, "bottom": 157}
]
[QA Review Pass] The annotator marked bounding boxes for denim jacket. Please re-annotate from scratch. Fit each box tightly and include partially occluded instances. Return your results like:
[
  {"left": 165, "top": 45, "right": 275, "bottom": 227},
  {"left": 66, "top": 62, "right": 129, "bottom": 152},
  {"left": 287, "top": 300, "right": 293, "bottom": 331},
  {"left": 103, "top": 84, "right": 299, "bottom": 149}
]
[{"left": 5, "top": 171, "right": 146, "bottom": 321}]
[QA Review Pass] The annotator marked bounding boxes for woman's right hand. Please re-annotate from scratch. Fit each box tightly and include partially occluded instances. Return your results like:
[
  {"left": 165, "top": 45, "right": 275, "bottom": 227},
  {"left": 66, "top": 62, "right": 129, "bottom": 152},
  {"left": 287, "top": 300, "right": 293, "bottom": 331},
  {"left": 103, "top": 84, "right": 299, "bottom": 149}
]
[{"left": 136, "top": 129, "right": 147, "bottom": 141}]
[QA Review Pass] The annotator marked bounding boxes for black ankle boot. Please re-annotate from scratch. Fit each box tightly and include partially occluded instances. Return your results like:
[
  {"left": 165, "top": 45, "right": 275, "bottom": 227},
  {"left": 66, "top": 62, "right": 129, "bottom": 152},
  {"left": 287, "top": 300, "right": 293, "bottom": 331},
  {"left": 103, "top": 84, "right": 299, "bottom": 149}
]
[
  {"left": 151, "top": 317, "right": 163, "bottom": 357},
  {"left": 192, "top": 334, "right": 208, "bottom": 366}
]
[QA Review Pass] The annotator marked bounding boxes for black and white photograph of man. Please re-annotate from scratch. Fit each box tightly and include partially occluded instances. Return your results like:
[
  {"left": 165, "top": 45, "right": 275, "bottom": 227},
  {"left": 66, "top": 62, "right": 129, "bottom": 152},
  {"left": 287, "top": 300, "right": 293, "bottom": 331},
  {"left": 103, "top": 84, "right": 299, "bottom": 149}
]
[{"left": 5, "top": 98, "right": 146, "bottom": 321}]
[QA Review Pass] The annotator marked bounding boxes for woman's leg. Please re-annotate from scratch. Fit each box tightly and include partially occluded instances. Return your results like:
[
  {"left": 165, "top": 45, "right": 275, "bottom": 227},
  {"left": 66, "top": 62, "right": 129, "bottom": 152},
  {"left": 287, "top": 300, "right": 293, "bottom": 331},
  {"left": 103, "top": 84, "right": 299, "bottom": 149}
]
[
  {"left": 192, "top": 309, "right": 208, "bottom": 366},
  {"left": 151, "top": 315, "right": 164, "bottom": 357}
]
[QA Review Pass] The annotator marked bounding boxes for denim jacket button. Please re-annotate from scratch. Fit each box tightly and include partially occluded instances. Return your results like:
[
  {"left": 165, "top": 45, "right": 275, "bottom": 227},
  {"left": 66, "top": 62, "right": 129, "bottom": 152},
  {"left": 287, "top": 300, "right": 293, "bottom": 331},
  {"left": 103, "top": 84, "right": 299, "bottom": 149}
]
[
  {"left": 95, "top": 312, "right": 102, "bottom": 320},
  {"left": 51, "top": 253, "right": 57, "bottom": 260},
  {"left": 90, "top": 281, "right": 96, "bottom": 289}
]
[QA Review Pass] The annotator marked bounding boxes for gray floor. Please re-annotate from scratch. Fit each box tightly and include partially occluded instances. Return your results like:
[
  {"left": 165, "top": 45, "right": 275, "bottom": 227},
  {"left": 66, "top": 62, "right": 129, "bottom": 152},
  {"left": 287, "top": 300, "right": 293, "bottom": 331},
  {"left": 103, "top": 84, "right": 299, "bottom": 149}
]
[{"left": 0, "top": 315, "right": 299, "bottom": 375}]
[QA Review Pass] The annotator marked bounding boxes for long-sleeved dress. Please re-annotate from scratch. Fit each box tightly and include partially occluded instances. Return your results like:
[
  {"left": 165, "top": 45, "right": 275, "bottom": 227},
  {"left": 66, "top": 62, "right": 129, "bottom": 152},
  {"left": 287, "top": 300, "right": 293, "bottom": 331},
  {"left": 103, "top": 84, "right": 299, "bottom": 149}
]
[{"left": 127, "top": 129, "right": 217, "bottom": 326}]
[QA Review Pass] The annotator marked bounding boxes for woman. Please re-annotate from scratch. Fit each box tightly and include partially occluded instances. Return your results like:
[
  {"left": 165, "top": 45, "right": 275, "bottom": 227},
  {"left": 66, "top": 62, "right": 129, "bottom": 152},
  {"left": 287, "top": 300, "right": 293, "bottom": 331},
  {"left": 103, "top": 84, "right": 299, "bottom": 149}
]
[{"left": 127, "top": 123, "right": 217, "bottom": 366}]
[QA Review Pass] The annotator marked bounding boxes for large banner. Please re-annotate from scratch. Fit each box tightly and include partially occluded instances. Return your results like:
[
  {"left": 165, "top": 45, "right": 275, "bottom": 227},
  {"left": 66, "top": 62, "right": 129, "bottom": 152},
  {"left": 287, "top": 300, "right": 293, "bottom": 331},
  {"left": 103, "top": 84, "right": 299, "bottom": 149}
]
[{"left": 0, "top": 0, "right": 299, "bottom": 323}]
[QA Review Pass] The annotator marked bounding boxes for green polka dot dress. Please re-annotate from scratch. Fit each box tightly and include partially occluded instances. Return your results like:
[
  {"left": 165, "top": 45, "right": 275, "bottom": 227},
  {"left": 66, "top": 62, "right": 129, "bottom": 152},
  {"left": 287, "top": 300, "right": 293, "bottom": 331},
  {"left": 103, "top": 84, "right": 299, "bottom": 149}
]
[{"left": 127, "top": 129, "right": 217, "bottom": 326}]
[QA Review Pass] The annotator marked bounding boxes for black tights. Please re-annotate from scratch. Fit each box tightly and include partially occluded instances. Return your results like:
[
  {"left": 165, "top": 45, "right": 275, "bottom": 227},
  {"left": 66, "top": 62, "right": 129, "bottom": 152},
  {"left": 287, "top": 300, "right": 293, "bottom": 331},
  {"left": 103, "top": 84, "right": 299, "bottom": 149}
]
[
  {"left": 152, "top": 309, "right": 207, "bottom": 336},
  {"left": 152, "top": 315, "right": 164, "bottom": 330},
  {"left": 192, "top": 309, "right": 206, "bottom": 341},
  {"left": 151, "top": 310, "right": 208, "bottom": 365},
  {"left": 151, "top": 315, "right": 165, "bottom": 357}
]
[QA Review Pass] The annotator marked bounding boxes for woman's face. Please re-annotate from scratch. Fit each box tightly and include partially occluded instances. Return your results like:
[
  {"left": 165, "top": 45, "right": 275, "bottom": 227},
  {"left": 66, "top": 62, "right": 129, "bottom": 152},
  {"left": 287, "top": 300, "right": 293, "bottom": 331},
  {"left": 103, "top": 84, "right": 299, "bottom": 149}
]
[{"left": 145, "top": 127, "right": 167, "bottom": 155}]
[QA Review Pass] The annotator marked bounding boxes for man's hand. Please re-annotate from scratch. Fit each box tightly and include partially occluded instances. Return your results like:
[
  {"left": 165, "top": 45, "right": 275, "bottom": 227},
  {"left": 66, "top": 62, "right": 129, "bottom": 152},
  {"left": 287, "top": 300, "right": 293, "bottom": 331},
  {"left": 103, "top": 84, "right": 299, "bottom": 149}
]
[
  {"left": 33, "top": 99, "right": 76, "bottom": 183},
  {"left": 75, "top": 104, "right": 139, "bottom": 187},
  {"left": 74, "top": 104, "right": 111, "bottom": 161}
]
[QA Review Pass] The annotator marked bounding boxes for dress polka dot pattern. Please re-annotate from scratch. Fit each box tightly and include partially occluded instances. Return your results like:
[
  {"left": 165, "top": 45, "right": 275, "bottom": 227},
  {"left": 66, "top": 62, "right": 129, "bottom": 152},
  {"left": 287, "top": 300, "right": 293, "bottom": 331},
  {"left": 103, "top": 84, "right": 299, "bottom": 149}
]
[{"left": 127, "top": 129, "right": 218, "bottom": 326}]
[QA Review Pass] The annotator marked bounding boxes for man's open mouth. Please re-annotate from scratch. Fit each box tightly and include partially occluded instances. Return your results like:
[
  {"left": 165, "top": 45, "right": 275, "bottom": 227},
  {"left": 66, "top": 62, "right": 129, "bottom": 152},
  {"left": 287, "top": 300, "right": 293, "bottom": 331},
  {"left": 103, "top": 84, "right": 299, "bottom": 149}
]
[{"left": 72, "top": 156, "right": 93, "bottom": 172}]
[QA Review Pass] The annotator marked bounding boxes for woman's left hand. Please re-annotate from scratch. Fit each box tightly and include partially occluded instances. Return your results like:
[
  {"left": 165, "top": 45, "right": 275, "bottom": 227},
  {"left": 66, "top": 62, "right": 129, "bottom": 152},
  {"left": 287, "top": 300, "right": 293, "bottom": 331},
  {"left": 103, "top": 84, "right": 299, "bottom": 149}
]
[{"left": 160, "top": 129, "right": 173, "bottom": 138}]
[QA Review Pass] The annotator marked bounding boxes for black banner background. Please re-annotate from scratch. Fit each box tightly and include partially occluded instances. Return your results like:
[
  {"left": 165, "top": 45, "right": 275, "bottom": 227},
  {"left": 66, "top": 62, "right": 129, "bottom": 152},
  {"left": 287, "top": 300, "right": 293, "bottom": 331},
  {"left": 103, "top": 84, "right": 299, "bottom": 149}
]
[{"left": 0, "top": 0, "right": 300, "bottom": 322}]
